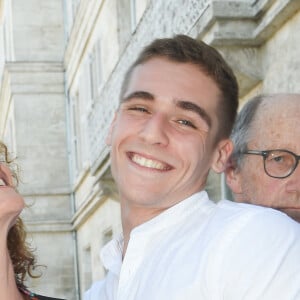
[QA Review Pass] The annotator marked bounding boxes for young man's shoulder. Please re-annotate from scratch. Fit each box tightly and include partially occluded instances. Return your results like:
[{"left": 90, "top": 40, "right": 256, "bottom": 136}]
[
  {"left": 218, "top": 199, "right": 294, "bottom": 220},
  {"left": 213, "top": 199, "right": 300, "bottom": 238}
]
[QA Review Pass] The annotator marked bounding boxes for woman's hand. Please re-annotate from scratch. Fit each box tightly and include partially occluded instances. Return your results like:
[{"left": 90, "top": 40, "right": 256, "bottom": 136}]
[
  {"left": 0, "top": 163, "right": 24, "bottom": 235},
  {"left": 0, "top": 163, "right": 26, "bottom": 299}
]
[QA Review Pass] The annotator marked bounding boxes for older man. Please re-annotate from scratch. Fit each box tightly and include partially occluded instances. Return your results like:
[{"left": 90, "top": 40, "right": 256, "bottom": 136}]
[
  {"left": 85, "top": 37, "right": 300, "bottom": 300},
  {"left": 226, "top": 94, "right": 300, "bottom": 223}
]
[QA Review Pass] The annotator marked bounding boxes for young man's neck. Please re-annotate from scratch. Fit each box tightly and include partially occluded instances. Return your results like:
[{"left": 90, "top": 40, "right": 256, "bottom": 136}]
[{"left": 121, "top": 203, "right": 166, "bottom": 258}]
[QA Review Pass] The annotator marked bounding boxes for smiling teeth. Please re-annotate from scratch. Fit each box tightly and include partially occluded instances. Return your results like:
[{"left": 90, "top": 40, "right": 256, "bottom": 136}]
[
  {"left": 131, "top": 154, "right": 168, "bottom": 170},
  {"left": 0, "top": 179, "right": 6, "bottom": 186}
]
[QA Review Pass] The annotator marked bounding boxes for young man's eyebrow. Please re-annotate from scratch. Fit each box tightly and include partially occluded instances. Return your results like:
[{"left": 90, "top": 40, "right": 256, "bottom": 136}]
[
  {"left": 176, "top": 100, "right": 212, "bottom": 128},
  {"left": 122, "top": 91, "right": 154, "bottom": 103},
  {"left": 121, "top": 93, "right": 212, "bottom": 128}
]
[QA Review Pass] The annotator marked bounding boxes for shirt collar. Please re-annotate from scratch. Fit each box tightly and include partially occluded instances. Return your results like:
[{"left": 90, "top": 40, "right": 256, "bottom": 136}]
[
  {"left": 100, "top": 191, "right": 215, "bottom": 274},
  {"left": 131, "top": 191, "right": 214, "bottom": 236}
]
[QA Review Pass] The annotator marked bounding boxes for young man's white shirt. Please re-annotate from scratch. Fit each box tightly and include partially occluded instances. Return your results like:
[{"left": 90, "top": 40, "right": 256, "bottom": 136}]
[{"left": 85, "top": 191, "right": 300, "bottom": 300}]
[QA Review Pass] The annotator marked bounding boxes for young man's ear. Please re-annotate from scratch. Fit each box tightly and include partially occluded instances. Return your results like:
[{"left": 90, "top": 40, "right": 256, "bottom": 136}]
[
  {"left": 224, "top": 157, "right": 243, "bottom": 195},
  {"left": 105, "top": 112, "right": 117, "bottom": 146},
  {"left": 211, "top": 139, "right": 233, "bottom": 174}
]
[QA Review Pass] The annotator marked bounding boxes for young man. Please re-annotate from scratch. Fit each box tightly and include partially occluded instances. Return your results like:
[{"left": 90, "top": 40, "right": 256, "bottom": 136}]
[
  {"left": 226, "top": 93, "right": 300, "bottom": 223},
  {"left": 85, "top": 36, "right": 300, "bottom": 299}
]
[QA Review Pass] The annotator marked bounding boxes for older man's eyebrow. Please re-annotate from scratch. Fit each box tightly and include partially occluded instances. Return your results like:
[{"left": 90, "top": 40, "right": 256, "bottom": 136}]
[
  {"left": 176, "top": 100, "right": 212, "bottom": 128},
  {"left": 122, "top": 91, "right": 154, "bottom": 103}
]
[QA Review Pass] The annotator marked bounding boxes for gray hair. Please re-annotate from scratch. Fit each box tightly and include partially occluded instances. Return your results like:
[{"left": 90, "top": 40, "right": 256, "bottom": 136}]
[{"left": 230, "top": 95, "right": 266, "bottom": 168}]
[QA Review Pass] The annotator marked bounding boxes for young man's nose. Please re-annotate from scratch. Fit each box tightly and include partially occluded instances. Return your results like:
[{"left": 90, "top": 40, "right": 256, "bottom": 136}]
[{"left": 139, "top": 113, "right": 169, "bottom": 146}]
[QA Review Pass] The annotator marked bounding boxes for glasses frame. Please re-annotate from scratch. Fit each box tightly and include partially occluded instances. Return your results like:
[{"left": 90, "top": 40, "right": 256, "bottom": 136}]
[{"left": 242, "top": 149, "right": 300, "bottom": 179}]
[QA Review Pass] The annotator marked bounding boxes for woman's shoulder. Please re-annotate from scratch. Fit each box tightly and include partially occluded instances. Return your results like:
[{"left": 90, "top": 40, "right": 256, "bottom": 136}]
[
  {"left": 34, "top": 295, "right": 66, "bottom": 300},
  {"left": 19, "top": 286, "right": 66, "bottom": 300}
]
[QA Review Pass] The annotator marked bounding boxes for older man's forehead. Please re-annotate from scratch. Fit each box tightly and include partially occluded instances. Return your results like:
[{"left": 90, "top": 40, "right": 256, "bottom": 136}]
[
  {"left": 250, "top": 96, "right": 300, "bottom": 148},
  {"left": 255, "top": 95, "right": 300, "bottom": 122}
]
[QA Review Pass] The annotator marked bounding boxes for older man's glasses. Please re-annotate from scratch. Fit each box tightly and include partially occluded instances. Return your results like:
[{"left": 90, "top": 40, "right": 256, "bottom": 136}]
[{"left": 242, "top": 149, "right": 300, "bottom": 179}]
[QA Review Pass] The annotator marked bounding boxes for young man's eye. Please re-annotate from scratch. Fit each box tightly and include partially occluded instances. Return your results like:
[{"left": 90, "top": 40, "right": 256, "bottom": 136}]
[
  {"left": 178, "top": 119, "right": 197, "bottom": 129},
  {"left": 128, "top": 106, "right": 149, "bottom": 113}
]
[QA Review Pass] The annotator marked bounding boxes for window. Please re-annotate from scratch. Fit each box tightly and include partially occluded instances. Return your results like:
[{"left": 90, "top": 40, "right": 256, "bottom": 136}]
[
  {"left": 89, "top": 39, "right": 103, "bottom": 104},
  {"left": 82, "top": 246, "right": 92, "bottom": 291},
  {"left": 130, "top": 0, "right": 149, "bottom": 32},
  {"left": 2, "top": 4, "right": 14, "bottom": 62},
  {"left": 130, "top": 0, "right": 137, "bottom": 32},
  {"left": 72, "top": 0, "right": 81, "bottom": 18},
  {"left": 103, "top": 228, "right": 113, "bottom": 245},
  {"left": 102, "top": 228, "right": 113, "bottom": 274},
  {"left": 69, "top": 93, "right": 82, "bottom": 176},
  {"left": 63, "top": 0, "right": 81, "bottom": 39},
  {"left": 68, "top": 58, "right": 94, "bottom": 179}
]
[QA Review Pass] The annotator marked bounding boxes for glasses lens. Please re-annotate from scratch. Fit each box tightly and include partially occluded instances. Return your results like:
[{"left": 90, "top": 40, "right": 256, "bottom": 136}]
[{"left": 265, "top": 150, "right": 296, "bottom": 178}]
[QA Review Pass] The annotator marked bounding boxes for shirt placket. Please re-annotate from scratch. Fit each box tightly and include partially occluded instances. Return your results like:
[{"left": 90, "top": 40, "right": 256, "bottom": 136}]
[{"left": 117, "top": 233, "right": 147, "bottom": 300}]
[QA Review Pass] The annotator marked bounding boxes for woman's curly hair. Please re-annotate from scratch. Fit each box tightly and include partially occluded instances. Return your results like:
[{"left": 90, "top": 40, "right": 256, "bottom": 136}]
[{"left": 0, "top": 141, "right": 39, "bottom": 287}]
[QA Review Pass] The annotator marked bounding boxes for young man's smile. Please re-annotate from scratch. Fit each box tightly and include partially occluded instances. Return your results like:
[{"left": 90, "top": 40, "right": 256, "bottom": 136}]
[{"left": 128, "top": 152, "right": 173, "bottom": 171}]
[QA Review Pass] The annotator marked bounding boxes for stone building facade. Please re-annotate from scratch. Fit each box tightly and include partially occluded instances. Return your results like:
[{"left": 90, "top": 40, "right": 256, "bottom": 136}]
[{"left": 0, "top": 0, "right": 299, "bottom": 299}]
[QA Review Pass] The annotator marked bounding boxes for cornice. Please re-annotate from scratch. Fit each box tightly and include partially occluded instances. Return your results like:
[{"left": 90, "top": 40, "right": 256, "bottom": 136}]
[
  {"left": 198, "top": 0, "right": 300, "bottom": 46},
  {"left": 0, "top": 61, "right": 65, "bottom": 95}
]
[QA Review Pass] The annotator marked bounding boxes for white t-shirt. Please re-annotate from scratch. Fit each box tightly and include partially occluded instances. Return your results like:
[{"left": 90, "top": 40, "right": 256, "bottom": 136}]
[{"left": 84, "top": 191, "right": 300, "bottom": 300}]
